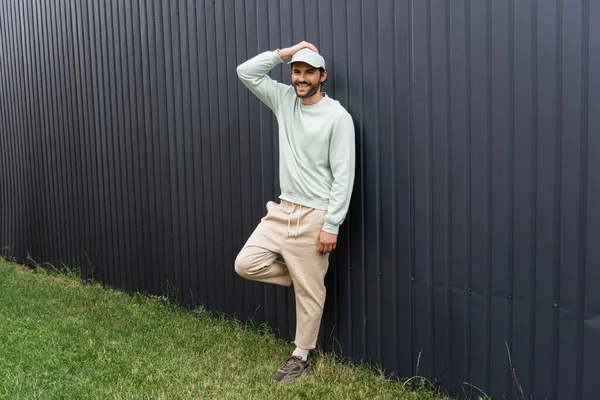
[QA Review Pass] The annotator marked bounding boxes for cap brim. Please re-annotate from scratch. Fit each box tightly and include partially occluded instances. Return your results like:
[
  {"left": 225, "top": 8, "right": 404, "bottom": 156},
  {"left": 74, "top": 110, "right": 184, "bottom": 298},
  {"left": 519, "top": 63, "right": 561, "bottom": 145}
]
[{"left": 288, "top": 60, "right": 323, "bottom": 69}]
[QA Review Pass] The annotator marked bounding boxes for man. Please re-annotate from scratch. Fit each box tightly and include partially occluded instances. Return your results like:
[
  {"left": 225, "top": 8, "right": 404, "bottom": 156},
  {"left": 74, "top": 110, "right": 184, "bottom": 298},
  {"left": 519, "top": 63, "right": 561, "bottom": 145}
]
[{"left": 235, "top": 41, "right": 355, "bottom": 382}]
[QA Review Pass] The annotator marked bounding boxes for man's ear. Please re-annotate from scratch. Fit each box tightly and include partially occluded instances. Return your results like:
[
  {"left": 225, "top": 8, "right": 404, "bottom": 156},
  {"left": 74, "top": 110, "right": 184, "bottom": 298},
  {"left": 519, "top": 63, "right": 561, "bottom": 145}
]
[{"left": 320, "top": 70, "right": 327, "bottom": 83}]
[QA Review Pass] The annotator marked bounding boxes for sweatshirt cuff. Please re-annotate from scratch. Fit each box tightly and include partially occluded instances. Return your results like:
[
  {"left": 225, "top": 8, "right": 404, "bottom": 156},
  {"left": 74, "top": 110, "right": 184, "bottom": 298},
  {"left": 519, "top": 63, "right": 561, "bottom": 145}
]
[
  {"left": 271, "top": 50, "right": 284, "bottom": 64},
  {"left": 322, "top": 221, "right": 340, "bottom": 235}
]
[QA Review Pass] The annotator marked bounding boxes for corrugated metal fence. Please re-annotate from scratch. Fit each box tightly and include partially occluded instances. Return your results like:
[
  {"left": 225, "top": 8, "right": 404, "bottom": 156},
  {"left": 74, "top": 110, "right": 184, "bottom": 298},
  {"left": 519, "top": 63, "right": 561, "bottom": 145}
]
[{"left": 1, "top": 0, "right": 599, "bottom": 398}]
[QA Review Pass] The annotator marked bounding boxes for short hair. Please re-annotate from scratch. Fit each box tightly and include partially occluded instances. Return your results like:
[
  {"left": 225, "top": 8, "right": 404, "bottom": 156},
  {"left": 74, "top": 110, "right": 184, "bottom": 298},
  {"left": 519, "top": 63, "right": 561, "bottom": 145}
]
[{"left": 319, "top": 68, "right": 326, "bottom": 87}]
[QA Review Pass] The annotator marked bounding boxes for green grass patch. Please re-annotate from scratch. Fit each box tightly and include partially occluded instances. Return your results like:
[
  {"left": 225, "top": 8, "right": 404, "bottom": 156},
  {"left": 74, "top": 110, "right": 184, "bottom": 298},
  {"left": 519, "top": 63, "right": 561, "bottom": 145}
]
[{"left": 0, "top": 259, "right": 451, "bottom": 399}]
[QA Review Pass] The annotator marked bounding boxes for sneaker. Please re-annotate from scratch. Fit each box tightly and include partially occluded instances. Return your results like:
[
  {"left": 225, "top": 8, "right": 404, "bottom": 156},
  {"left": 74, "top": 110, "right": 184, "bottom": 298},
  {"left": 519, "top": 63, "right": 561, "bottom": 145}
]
[{"left": 272, "top": 356, "right": 312, "bottom": 382}]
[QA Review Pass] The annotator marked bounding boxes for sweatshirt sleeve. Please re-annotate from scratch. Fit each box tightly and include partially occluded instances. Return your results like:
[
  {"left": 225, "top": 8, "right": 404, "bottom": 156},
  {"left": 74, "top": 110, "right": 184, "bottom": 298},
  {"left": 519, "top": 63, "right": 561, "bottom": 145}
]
[
  {"left": 236, "top": 50, "right": 288, "bottom": 112},
  {"left": 322, "top": 112, "right": 356, "bottom": 235}
]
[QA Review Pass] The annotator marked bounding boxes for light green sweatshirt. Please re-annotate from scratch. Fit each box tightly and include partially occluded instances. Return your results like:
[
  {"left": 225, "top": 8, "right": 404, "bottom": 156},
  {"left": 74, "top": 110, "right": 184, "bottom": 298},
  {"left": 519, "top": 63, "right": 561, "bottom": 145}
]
[{"left": 237, "top": 50, "right": 355, "bottom": 234}]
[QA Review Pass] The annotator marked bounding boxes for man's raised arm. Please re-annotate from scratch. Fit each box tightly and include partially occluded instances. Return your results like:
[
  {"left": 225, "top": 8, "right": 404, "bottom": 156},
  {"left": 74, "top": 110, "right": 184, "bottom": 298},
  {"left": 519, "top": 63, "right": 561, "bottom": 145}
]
[{"left": 236, "top": 42, "right": 319, "bottom": 111}]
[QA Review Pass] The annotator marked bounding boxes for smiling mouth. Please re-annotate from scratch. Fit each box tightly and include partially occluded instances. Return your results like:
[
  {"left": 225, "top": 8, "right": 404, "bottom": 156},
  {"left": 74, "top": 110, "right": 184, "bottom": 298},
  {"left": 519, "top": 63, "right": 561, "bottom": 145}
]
[{"left": 296, "top": 83, "right": 309, "bottom": 89}]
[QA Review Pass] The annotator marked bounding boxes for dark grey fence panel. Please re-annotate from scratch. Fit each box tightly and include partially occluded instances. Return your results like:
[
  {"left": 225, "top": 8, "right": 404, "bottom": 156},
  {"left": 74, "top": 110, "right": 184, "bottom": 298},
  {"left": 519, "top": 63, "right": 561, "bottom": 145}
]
[{"left": 1, "top": 1, "right": 598, "bottom": 398}]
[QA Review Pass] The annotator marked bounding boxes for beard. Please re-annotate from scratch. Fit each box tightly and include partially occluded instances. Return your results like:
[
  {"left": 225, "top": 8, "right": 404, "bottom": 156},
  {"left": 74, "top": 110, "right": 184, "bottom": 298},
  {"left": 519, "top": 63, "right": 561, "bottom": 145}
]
[{"left": 294, "top": 81, "right": 321, "bottom": 99}]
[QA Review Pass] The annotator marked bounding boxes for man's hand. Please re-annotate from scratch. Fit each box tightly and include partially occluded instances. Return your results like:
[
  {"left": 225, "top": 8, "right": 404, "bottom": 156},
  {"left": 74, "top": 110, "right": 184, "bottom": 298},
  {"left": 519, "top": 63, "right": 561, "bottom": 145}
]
[
  {"left": 317, "top": 231, "right": 337, "bottom": 254},
  {"left": 278, "top": 41, "right": 319, "bottom": 61}
]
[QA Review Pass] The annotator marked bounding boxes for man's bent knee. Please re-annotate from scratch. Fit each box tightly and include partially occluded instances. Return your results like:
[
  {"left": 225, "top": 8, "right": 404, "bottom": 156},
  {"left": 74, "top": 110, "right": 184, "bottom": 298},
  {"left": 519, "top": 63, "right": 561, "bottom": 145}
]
[{"left": 234, "top": 252, "right": 250, "bottom": 278}]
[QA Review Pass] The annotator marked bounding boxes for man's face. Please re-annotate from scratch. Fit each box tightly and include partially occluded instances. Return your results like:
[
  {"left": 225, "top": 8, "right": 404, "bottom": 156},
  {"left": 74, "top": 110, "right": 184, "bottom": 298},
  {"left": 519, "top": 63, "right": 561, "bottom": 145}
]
[{"left": 291, "top": 62, "right": 327, "bottom": 99}]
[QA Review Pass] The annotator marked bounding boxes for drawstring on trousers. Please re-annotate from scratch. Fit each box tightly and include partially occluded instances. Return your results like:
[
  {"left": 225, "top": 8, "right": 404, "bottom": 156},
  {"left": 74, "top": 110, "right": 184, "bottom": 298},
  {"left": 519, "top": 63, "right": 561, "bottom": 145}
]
[{"left": 287, "top": 202, "right": 302, "bottom": 239}]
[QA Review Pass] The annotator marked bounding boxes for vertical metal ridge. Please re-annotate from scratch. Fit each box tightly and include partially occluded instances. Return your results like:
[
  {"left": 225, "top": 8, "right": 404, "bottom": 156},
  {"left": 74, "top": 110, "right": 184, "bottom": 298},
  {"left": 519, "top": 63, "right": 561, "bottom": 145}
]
[
  {"left": 48, "top": 0, "right": 66, "bottom": 266},
  {"left": 358, "top": 0, "right": 367, "bottom": 362},
  {"left": 149, "top": 0, "right": 164, "bottom": 295},
  {"left": 62, "top": 0, "right": 76, "bottom": 272},
  {"left": 168, "top": 0, "right": 179, "bottom": 300},
  {"left": 159, "top": 0, "right": 174, "bottom": 295},
  {"left": 9, "top": 0, "right": 19, "bottom": 260},
  {"left": 0, "top": 0, "right": 7, "bottom": 255},
  {"left": 230, "top": 0, "right": 245, "bottom": 313},
  {"left": 464, "top": 0, "right": 472, "bottom": 385},
  {"left": 196, "top": 0, "right": 208, "bottom": 303},
  {"left": 38, "top": 0, "right": 52, "bottom": 263},
  {"left": 408, "top": 0, "right": 416, "bottom": 373},
  {"left": 343, "top": 0, "right": 354, "bottom": 353},
  {"left": 244, "top": 0, "right": 254, "bottom": 233},
  {"left": 211, "top": 0, "right": 225, "bottom": 311},
  {"left": 107, "top": 0, "right": 121, "bottom": 288},
  {"left": 390, "top": 0, "right": 399, "bottom": 375},
  {"left": 140, "top": 0, "right": 156, "bottom": 293},
  {"left": 101, "top": 0, "right": 113, "bottom": 284},
  {"left": 174, "top": 2, "right": 190, "bottom": 304},
  {"left": 110, "top": 0, "right": 123, "bottom": 288},
  {"left": 9, "top": 0, "right": 24, "bottom": 262},
  {"left": 54, "top": 0, "right": 67, "bottom": 266},
  {"left": 78, "top": 0, "right": 94, "bottom": 279},
  {"left": 254, "top": 1, "right": 263, "bottom": 231},
  {"left": 101, "top": 0, "right": 112, "bottom": 284},
  {"left": 24, "top": 0, "right": 38, "bottom": 260},
  {"left": 36, "top": 0, "right": 46, "bottom": 262},
  {"left": 29, "top": 0, "right": 41, "bottom": 259},
  {"left": 78, "top": 0, "right": 90, "bottom": 276},
  {"left": 194, "top": 0, "right": 206, "bottom": 304},
  {"left": 426, "top": 0, "right": 435, "bottom": 376},
  {"left": 135, "top": 0, "right": 148, "bottom": 292},
  {"left": 78, "top": 0, "right": 88, "bottom": 275},
  {"left": 444, "top": 0, "right": 453, "bottom": 386},
  {"left": 17, "top": 0, "right": 28, "bottom": 259},
  {"left": 203, "top": 0, "right": 218, "bottom": 308},
  {"left": 37, "top": 0, "right": 48, "bottom": 263},
  {"left": 484, "top": 0, "right": 493, "bottom": 390},
  {"left": 0, "top": 0, "right": 14, "bottom": 258},
  {"left": 375, "top": 0, "right": 382, "bottom": 363},
  {"left": 18, "top": 0, "right": 29, "bottom": 261},
  {"left": 30, "top": 0, "right": 43, "bottom": 261},
  {"left": 25, "top": 0, "right": 38, "bottom": 261},
  {"left": 169, "top": 0, "right": 184, "bottom": 304},
  {"left": 219, "top": 0, "right": 233, "bottom": 314},
  {"left": 528, "top": 0, "right": 539, "bottom": 394},
  {"left": 164, "top": 0, "right": 176, "bottom": 297},
  {"left": 57, "top": 0, "right": 73, "bottom": 269},
  {"left": 18, "top": 0, "right": 33, "bottom": 261},
  {"left": 69, "top": 0, "right": 83, "bottom": 275},
  {"left": 505, "top": 0, "right": 516, "bottom": 396},
  {"left": 46, "top": 0, "right": 61, "bottom": 266},
  {"left": 5, "top": 0, "right": 16, "bottom": 257},
  {"left": 551, "top": 0, "right": 563, "bottom": 397},
  {"left": 132, "top": 0, "right": 143, "bottom": 290},
  {"left": 128, "top": 0, "right": 143, "bottom": 291},
  {"left": 88, "top": 0, "right": 100, "bottom": 278},
  {"left": 36, "top": 0, "right": 51, "bottom": 263},
  {"left": 95, "top": 0, "right": 112, "bottom": 286},
  {"left": 575, "top": 1, "right": 590, "bottom": 397},
  {"left": 114, "top": 0, "right": 129, "bottom": 290},
  {"left": 124, "top": 0, "right": 137, "bottom": 291},
  {"left": 0, "top": 0, "right": 6, "bottom": 249},
  {"left": 7, "top": 0, "right": 18, "bottom": 261},
  {"left": 0, "top": 1, "right": 9, "bottom": 253},
  {"left": 181, "top": 0, "right": 195, "bottom": 306},
  {"left": 64, "top": 0, "right": 81, "bottom": 273},
  {"left": 4, "top": 0, "right": 13, "bottom": 258},
  {"left": 88, "top": 0, "right": 99, "bottom": 278},
  {"left": 120, "top": 0, "right": 135, "bottom": 291},
  {"left": 16, "top": 0, "right": 32, "bottom": 261}
]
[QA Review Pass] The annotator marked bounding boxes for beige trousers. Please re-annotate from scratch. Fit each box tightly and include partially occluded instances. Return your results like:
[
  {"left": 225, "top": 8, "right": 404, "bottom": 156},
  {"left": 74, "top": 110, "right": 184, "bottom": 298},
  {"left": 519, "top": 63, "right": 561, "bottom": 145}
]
[{"left": 234, "top": 200, "right": 330, "bottom": 350}]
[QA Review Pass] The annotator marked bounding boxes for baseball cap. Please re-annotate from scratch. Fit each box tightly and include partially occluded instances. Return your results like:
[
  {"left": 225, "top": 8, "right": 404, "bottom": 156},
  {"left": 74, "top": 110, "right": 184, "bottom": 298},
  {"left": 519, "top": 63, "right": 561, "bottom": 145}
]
[{"left": 288, "top": 48, "right": 326, "bottom": 70}]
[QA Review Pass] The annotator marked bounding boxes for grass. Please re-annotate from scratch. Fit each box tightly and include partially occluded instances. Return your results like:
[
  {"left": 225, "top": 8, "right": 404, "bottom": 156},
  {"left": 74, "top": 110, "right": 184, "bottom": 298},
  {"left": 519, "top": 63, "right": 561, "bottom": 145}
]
[{"left": 0, "top": 258, "right": 452, "bottom": 399}]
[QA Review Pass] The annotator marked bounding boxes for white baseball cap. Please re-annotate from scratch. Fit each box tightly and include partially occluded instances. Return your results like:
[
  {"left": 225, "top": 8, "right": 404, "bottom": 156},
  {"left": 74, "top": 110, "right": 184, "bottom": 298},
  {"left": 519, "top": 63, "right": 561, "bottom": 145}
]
[{"left": 288, "top": 48, "right": 326, "bottom": 70}]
